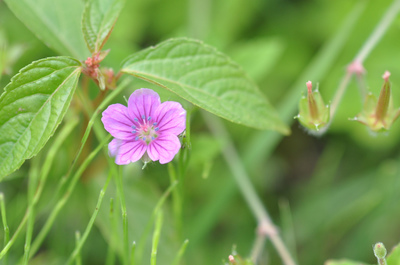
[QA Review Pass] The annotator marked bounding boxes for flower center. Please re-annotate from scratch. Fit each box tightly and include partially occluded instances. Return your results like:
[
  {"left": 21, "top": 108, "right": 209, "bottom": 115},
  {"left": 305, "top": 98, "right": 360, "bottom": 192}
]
[{"left": 131, "top": 115, "right": 159, "bottom": 145}]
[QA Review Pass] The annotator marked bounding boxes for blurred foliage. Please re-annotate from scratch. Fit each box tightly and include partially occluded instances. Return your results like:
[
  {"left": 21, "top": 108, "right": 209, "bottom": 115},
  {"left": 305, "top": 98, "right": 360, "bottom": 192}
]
[{"left": 1, "top": 0, "right": 400, "bottom": 264}]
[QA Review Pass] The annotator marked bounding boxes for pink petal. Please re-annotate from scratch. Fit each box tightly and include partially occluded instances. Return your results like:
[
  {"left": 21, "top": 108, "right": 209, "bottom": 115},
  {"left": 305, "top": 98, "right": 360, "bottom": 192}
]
[
  {"left": 102, "top": 104, "right": 135, "bottom": 140},
  {"left": 128, "top": 88, "right": 161, "bottom": 122},
  {"left": 154, "top": 101, "right": 186, "bottom": 135},
  {"left": 147, "top": 134, "right": 181, "bottom": 164},
  {"left": 108, "top": 138, "right": 122, "bottom": 157},
  {"left": 109, "top": 139, "right": 147, "bottom": 165}
]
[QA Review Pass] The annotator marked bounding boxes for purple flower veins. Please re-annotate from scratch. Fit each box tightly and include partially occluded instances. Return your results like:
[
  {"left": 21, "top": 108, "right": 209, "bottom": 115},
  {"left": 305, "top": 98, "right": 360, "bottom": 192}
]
[{"left": 101, "top": 88, "right": 186, "bottom": 165}]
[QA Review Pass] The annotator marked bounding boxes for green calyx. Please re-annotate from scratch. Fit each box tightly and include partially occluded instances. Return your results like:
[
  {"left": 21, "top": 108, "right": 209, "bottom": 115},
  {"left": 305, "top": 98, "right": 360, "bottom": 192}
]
[
  {"left": 353, "top": 71, "right": 400, "bottom": 132},
  {"left": 296, "top": 82, "right": 330, "bottom": 132}
]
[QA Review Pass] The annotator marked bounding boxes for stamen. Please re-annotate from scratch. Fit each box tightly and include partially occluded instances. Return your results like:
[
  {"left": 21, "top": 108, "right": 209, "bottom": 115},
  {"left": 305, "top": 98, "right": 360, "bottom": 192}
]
[
  {"left": 151, "top": 136, "right": 155, "bottom": 140},
  {"left": 142, "top": 115, "right": 145, "bottom": 119},
  {"left": 143, "top": 137, "right": 146, "bottom": 141},
  {"left": 153, "top": 122, "right": 158, "bottom": 126},
  {"left": 131, "top": 130, "right": 136, "bottom": 134},
  {"left": 131, "top": 125, "right": 136, "bottom": 129},
  {"left": 135, "top": 136, "right": 139, "bottom": 141},
  {"left": 134, "top": 118, "right": 138, "bottom": 122},
  {"left": 147, "top": 116, "right": 151, "bottom": 121},
  {"left": 155, "top": 127, "right": 159, "bottom": 131}
]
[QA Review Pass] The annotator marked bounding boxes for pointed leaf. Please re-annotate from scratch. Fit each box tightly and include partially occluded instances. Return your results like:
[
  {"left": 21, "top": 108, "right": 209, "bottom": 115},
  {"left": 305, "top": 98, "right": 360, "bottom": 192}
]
[
  {"left": 121, "top": 38, "right": 289, "bottom": 134},
  {"left": 82, "top": 0, "right": 125, "bottom": 53},
  {"left": 4, "top": 0, "right": 88, "bottom": 59},
  {"left": 0, "top": 57, "right": 82, "bottom": 180}
]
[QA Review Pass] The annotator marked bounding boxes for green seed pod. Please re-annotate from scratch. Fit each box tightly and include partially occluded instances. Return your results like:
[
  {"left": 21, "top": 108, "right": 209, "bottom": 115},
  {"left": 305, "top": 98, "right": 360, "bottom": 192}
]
[
  {"left": 296, "top": 81, "right": 330, "bottom": 132},
  {"left": 353, "top": 71, "right": 400, "bottom": 131}
]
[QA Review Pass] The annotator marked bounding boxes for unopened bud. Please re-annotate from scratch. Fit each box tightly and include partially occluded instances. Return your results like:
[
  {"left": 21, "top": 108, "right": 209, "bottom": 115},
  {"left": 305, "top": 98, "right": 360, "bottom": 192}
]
[
  {"left": 374, "top": 242, "right": 387, "bottom": 259},
  {"left": 373, "top": 242, "right": 387, "bottom": 265},
  {"left": 353, "top": 71, "right": 400, "bottom": 131},
  {"left": 296, "top": 81, "right": 330, "bottom": 132}
]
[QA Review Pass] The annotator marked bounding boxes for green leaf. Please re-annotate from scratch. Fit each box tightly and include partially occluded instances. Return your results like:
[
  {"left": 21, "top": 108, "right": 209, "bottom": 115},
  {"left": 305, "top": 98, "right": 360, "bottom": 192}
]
[
  {"left": 82, "top": 0, "right": 125, "bottom": 53},
  {"left": 0, "top": 57, "right": 82, "bottom": 180},
  {"left": 387, "top": 243, "right": 400, "bottom": 265},
  {"left": 4, "top": 0, "right": 88, "bottom": 59},
  {"left": 121, "top": 38, "right": 289, "bottom": 134}
]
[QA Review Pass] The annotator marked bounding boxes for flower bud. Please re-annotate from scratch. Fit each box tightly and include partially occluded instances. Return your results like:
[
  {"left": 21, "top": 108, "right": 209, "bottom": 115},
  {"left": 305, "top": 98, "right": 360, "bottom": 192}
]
[
  {"left": 374, "top": 242, "right": 387, "bottom": 259},
  {"left": 373, "top": 242, "right": 387, "bottom": 265},
  {"left": 296, "top": 81, "right": 330, "bottom": 132},
  {"left": 353, "top": 71, "right": 400, "bottom": 131}
]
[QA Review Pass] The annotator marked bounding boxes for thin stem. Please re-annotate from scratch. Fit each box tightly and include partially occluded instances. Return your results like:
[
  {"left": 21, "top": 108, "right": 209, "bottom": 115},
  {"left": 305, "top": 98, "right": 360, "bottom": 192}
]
[
  {"left": 114, "top": 166, "right": 129, "bottom": 265},
  {"left": 0, "top": 193, "right": 9, "bottom": 265},
  {"left": 130, "top": 241, "right": 136, "bottom": 265},
  {"left": 105, "top": 198, "right": 117, "bottom": 265},
  {"left": 74, "top": 231, "right": 82, "bottom": 265},
  {"left": 202, "top": 112, "right": 296, "bottom": 265},
  {"left": 250, "top": 233, "right": 267, "bottom": 264},
  {"left": 329, "top": 71, "right": 352, "bottom": 120},
  {"left": 135, "top": 181, "right": 178, "bottom": 264},
  {"left": 330, "top": 0, "right": 400, "bottom": 121},
  {"left": 29, "top": 135, "right": 112, "bottom": 258},
  {"left": 23, "top": 157, "right": 40, "bottom": 265},
  {"left": 66, "top": 171, "right": 112, "bottom": 265},
  {"left": 243, "top": 0, "right": 366, "bottom": 168},
  {"left": 172, "top": 239, "right": 189, "bottom": 265},
  {"left": 355, "top": 0, "right": 400, "bottom": 64},
  {"left": 168, "top": 163, "right": 182, "bottom": 237},
  {"left": 0, "top": 119, "right": 78, "bottom": 261},
  {"left": 150, "top": 211, "right": 163, "bottom": 265}
]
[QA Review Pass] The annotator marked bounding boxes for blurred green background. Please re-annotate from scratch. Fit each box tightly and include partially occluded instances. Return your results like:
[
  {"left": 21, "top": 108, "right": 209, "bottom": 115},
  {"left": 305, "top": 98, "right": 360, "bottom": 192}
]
[{"left": 1, "top": 0, "right": 400, "bottom": 264}]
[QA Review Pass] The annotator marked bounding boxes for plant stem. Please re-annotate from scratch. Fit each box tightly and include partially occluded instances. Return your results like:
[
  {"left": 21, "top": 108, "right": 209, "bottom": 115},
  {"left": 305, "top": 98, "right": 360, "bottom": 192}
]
[
  {"left": 29, "top": 135, "right": 111, "bottom": 258},
  {"left": 23, "top": 157, "right": 40, "bottom": 265},
  {"left": 355, "top": 0, "right": 400, "bottom": 64},
  {"left": 172, "top": 239, "right": 189, "bottom": 265},
  {"left": 0, "top": 119, "right": 78, "bottom": 261},
  {"left": 75, "top": 231, "right": 82, "bottom": 265},
  {"left": 330, "top": 0, "right": 400, "bottom": 120},
  {"left": 114, "top": 166, "right": 129, "bottom": 265},
  {"left": 168, "top": 163, "right": 182, "bottom": 238},
  {"left": 243, "top": 0, "right": 366, "bottom": 168},
  {"left": 150, "top": 211, "right": 163, "bottom": 265},
  {"left": 135, "top": 181, "right": 177, "bottom": 264},
  {"left": 202, "top": 112, "right": 296, "bottom": 265},
  {"left": 0, "top": 193, "right": 9, "bottom": 265},
  {"left": 66, "top": 170, "right": 112, "bottom": 265},
  {"left": 106, "top": 198, "right": 117, "bottom": 265}
]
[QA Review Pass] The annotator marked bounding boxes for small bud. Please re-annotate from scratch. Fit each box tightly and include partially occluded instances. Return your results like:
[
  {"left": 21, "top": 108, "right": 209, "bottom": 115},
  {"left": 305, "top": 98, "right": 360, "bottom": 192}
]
[
  {"left": 374, "top": 242, "right": 387, "bottom": 259},
  {"left": 353, "top": 71, "right": 400, "bottom": 131},
  {"left": 373, "top": 242, "right": 387, "bottom": 265},
  {"left": 296, "top": 81, "right": 330, "bottom": 132}
]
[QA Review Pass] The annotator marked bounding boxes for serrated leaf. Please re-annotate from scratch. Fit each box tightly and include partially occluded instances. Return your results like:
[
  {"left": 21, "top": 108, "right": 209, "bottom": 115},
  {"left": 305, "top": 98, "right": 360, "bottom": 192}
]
[
  {"left": 121, "top": 38, "right": 289, "bottom": 134},
  {"left": 82, "top": 0, "right": 125, "bottom": 53},
  {"left": 4, "top": 0, "right": 88, "bottom": 59},
  {"left": 387, "top": 243, "right": 400, "bottom": 265},
  {"left": 0, "top": 57, "right": 82, "bottom": 180}
]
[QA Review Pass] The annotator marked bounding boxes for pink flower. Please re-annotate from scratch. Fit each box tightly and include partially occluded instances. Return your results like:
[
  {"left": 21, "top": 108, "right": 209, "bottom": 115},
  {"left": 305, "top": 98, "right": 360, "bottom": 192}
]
[{"left": 101, "top": 88, "right": 186, "bottom": 165}]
